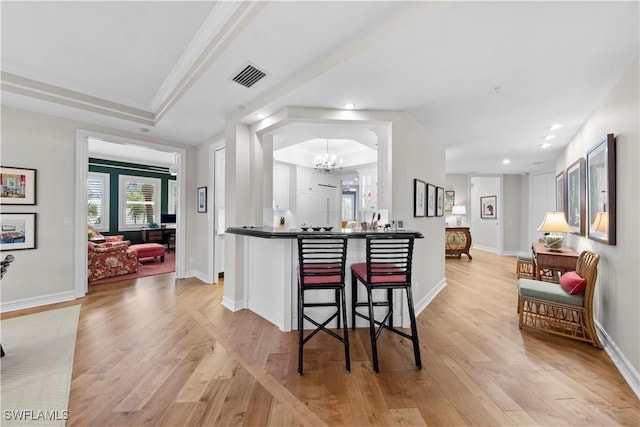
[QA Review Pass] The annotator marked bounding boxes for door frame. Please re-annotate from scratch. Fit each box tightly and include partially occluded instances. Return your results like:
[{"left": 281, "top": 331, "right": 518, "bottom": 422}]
[{"left": 74, "top": 129, "right": 187, "bottom": 297}]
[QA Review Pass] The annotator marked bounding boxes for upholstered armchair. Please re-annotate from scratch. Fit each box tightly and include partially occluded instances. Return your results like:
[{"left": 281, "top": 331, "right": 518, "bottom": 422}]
[
  {"left": 88, "top": 241, "right": 138, "bottom": 282},
  {"left": 87, "top": 225, "right": 129, "bottom": 245}
]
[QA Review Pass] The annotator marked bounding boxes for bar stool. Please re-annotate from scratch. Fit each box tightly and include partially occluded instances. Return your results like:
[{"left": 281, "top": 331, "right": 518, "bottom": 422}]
[
  {"left": 297, "top": 235, "right": 350, "bottom": 375},
  {"left": 351, "top": 234, "right": 421, "bottom": 373}
]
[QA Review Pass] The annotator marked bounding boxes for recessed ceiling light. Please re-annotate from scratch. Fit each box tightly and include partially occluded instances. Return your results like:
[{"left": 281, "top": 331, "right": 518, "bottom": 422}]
[
  {"left": 541, "top": 142, "right": 552, "bottom": 149},
  {"left": 549, "top": 124, "right": 563, "bottom": 131},
  {"left": 256, "top": 113, "right": 266, "bottom": 119},
  {"left": 502, "top": 159, "right": 511, "bottom": 164},
  {"left": 544, "top": 135, "right": 556, "bottom": 141},
  {"left": 344, "top": 103, "right": 355, "bottom": 110}
]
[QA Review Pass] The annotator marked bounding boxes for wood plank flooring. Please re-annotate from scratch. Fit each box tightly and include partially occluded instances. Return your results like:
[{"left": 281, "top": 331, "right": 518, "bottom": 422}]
[{"left": 4, "top": 249, "right": 638, "bottom": 426}]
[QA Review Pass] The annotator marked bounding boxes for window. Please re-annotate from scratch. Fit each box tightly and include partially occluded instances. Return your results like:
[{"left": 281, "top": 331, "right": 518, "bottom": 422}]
[
  {"left": 87, "top": 172, "right": 109, "bottom": 231},
  {"left": 168, "top": 179, "right": 178, "bottom": 215},
  {"left": 119, "top": 175, "right": 161, "bottom": 230}
]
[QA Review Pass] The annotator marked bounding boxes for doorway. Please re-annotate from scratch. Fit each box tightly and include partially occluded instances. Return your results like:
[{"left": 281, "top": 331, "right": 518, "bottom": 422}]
[
  {"left": 75, "top": 130, "right": 187, "bottom": 297},
  {"left": 341, "top": 178, "right": 358, "bottom": 228}
]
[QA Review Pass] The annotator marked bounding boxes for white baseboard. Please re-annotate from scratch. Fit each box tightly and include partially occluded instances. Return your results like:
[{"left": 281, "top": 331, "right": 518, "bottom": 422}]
[
  {"left": 221, "top": 295, "right": 245, "bottom": 312},
  {"left": 596, "top": 320, "right": 640, "bottom": 399},
  {"left": 471, "top": 245, "right": 496, "bottom": 253},
  {"left": 1, "top": 291, "right": 77, "bottom": 313},
  {"left": 502, "top": 250, "right": 519, "bottom": 257},
  {"left": 415, "top": 277, "right": 447, "bottom": 317}
]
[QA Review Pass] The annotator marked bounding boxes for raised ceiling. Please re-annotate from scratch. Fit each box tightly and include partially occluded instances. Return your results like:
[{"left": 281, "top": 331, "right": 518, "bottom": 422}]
[{"left": 2, "top": 1, "right": 638, "bottom": 174}]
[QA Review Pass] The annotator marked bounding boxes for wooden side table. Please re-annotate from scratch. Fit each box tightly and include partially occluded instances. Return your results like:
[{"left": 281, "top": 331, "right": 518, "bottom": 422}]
[
  {"left": 531, "top": 242, "right": 578, "bottom": 280},
  {"left": 445, "top": 227, "right": 472, "bottom": 260}
]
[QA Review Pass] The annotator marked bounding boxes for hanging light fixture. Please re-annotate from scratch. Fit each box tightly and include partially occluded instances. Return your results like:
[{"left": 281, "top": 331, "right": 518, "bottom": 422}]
[{"left": 313, "top": 139, "right": 343, "bottom": 174}]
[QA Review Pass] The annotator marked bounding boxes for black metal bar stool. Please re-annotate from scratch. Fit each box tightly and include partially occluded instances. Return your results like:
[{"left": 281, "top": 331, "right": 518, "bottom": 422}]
[
  {"left": 297, "top": 235, "right": 350, "bottom": 375},
  {"left": 351, "top": 234, "right": 421, "bottom": 373}
]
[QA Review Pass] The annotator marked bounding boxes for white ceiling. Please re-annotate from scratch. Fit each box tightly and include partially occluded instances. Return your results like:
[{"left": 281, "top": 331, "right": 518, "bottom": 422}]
[{"left": 2, "top": 1, "right": 638, "bottom": 174}]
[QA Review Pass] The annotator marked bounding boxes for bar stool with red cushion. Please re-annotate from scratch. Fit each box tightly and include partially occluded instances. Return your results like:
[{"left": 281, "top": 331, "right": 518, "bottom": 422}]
[
  {"left": 351, "top": 234, "right": 421, "bottom": 373},
  {"left": 297, "top": 235, "right": 350, "bottom": 375}
]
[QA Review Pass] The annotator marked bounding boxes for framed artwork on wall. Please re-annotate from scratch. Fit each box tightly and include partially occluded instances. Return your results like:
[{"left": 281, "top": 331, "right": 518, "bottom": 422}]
[
  {"left": 444, "top": 190, "right": 455, "bottom": 213},
  {"left": 587, "top": 134, "right": 616, "bottom": 244},
  {"left": 0, "top": 166, "right": 37, "bottom": 205},
  {"left": 480, "top": 195, "right": 497, "bottom": 219},
  {"left": 556, "top": 169, "right": 567, "bottom": 214},
  {"left": 426, "top": 184, "right": 436, "bottom": 217},
  {"left": 436, "top": 187, "right": 444, "bottom": 217},
  {"left": 0, "top": 212, "right": 37, "bottom": 251},
  {"left": 566, "top": 158, "right": 585, "bottom": 235},
  {"left": 197, "top": 186, "right": 207, "bottom": 213},
  {"left": 413, "top": 179, "right": 426, "bottom": 217}
]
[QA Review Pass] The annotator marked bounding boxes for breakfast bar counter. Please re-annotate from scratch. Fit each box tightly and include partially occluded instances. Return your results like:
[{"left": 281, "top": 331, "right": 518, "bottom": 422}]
[
  {"left": 226, "top": 226, "right": 423, "bottom": 239},
  {"left": 226, "top": 226, "right": 423, "bottom": 331}
]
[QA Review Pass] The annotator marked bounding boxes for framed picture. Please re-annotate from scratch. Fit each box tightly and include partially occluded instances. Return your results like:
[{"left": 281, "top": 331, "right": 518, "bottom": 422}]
[
  {"left": 396, "top": 219, "right": 405, "bottom": 230},
  {"left": 197, "top": 186, "right": 207, "bottom": 213},
  {"left": 1, "top": 166, "right": 37, "bottom": 205},
  {"left": 556, "top": 169, "right": 567, "bottom": 214},
  {"left": 480, "top": 195, "right": 497, "bottom": 219},
  {"left": 445, "top": 190, "right": 455, "bottom": 213},
  {"left": 1, "top": 213, "right": 37, "bottom": 251},
  {"left": 587, "top": 134, "right": 616, "bottom": 244},
  {"left": 413, "top": 179, "right": 426, "bottom": 217},
  {"left": 566, "top": 158, "right": 585, "bottom": 235},
  {"left": 426, "top": 183, "right": 436, "bottom": 217},
  {"left": 436, "top": 187, "right": 444, "bottom": 217}
]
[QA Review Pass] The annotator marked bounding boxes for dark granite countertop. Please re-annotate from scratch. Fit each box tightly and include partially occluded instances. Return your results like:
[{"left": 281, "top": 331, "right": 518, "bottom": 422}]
[{"left": 226, "top": 226, "right": 423, "bottom": 239}]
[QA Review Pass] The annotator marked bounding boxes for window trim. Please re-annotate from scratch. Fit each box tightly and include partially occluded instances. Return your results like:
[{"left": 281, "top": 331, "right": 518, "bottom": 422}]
[
  {"left": 118, "top": 175, "right": 161, "bottom": 231},
  {"left": 87, "top": 172, "right": 110, "bottom": 232}
]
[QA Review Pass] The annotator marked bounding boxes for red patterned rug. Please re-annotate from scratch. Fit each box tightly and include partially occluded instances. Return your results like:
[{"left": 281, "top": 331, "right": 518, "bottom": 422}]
[{"left": 89, "top": 251, "right": 175, "bottom": 285}]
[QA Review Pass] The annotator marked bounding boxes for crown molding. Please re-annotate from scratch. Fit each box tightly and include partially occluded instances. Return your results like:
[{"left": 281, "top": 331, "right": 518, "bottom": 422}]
[
  {"left": 0, "top": 2, "right": 264, "bottom": 130},
  {"left": 152, "top": 1, "right": 266, "bottom": 122},
  {"left": 1, "top": 71, "right": 155, "bottom": 126}
]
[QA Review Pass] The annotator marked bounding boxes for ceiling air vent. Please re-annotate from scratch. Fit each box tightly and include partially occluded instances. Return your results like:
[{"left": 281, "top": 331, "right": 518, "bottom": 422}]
[{"left": 232, "top": 64, "right": 267, "bottom": 88}]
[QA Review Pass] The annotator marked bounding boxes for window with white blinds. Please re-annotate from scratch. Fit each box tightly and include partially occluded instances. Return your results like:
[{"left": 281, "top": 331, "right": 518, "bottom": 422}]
[
  {"left": 118, "top": 175, "right": 161, "bottom": 230},
  {"left": 87, "top": 172, "right": 109, "bottom": 231},
  {"left": 168, "top": 180, "right": 178, "bottom": 215}
]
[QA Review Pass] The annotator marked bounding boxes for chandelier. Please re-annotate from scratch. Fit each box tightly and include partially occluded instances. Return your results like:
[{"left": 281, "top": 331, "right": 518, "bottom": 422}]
[{"left": 313, "top": 140, "right": 343, "bottom": 174}]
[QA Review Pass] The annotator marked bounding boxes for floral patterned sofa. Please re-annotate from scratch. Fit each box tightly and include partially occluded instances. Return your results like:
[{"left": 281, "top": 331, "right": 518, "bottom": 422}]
[{"left": 88, "top": 241, "right": 138, "bottom": 282}]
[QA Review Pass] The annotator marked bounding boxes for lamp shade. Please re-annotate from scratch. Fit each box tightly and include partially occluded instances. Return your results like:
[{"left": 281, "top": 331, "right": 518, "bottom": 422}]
[
  {"left": 592, "top": 212, "right": 609, "bottom": 233},
  {"left": 537, "top": 212, "right": 572, "bottom": 233},
  {"left": 451, "top": 205, "right": 467, "bottom": 215}
]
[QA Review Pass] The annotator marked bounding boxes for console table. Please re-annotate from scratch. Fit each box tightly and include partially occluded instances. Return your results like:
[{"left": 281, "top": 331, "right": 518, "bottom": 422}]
[
  {"left": 445, "top": 227, "right": 472, "bottom": 260},
  {"left": 531, "top": 242, "right": 578, "bottom": 280}
]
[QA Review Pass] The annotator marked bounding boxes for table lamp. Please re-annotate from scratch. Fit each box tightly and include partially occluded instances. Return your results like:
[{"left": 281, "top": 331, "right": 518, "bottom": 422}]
[
  {"left": 451, "top": 205, "right": 466, "bottom": 226},
  {"left": 591, "top": 212, "right": 609, "bottom": 233},
  {"left": 537, "top": 211, "right": 572, "bottom": 251}
]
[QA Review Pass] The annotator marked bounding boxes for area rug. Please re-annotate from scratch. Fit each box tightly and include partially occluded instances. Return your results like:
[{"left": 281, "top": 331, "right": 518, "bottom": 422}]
[
  {"left": 0, "top": 305, "right": 81, "bottom": 426},
  {"left": 90, "top": 251, "right": 175, "bottom": 285}
]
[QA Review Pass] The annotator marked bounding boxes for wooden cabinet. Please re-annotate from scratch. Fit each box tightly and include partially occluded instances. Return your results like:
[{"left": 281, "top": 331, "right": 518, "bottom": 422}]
[{"left": 445, "top": 227, "right": 472, "bottom": 260}]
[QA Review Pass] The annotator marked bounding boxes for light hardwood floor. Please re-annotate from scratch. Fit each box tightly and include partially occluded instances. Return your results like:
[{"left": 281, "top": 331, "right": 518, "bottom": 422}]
[{"left": 4, "top": 249, "right": 638, "bottom": 426}]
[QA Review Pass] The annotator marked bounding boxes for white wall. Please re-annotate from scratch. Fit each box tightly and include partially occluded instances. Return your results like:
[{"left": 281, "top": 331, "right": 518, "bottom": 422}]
[
  {"left": 470, "top": 176, "right": 500, "bottom": 251},
  {"left": 556, "top": 59, "right": 639, "bottom": 389},
  {"left": 444, "top": 174, "right": 469, "bottom": 226},
  {"left": 0, "top": 106, "right": 197, "bottom": 311},
  {"left": 502, "top": 175, "right": 523, "bottom": 255}
]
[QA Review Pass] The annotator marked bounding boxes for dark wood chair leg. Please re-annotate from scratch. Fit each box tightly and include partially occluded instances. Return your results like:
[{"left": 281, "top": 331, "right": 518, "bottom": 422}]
[{"left": 405, "top": 286, "right": 422, "bottom": 369}]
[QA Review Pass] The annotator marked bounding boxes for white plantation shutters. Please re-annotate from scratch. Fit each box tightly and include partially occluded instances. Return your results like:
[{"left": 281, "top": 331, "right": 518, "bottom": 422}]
[
  {"left": 87, "top": 172, "right": 109, "bottom": 231},
  {"left": 168, "top": 180, "right": 178, "bottom": 215},
  {"left": 119, "top": 175, "right": 161, "bottom": 230}
]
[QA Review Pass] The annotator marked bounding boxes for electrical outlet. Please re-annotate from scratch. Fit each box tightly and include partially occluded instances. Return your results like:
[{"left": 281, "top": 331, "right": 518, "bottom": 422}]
[{"left": 63, "top": 217, "right": 72, "bottom": 226}]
